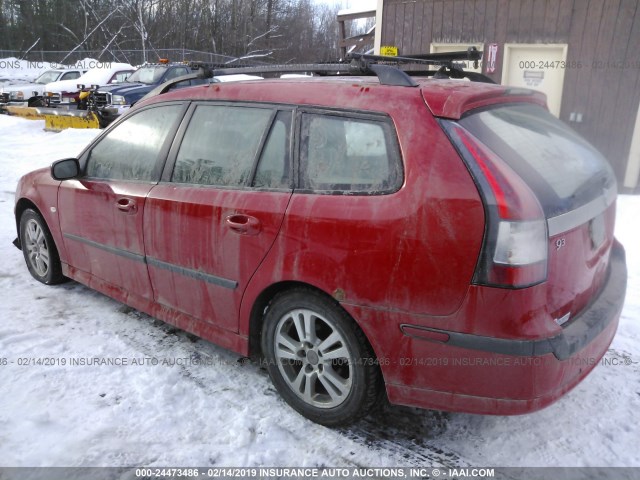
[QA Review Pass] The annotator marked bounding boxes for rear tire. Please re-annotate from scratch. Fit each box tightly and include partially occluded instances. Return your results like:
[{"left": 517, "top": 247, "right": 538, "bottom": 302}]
[
  {"left": 19, "top": 209, "right": 65, "bottom": 285},
  {"left": 261, "top": 288, "right": 382, "bottom": 426}
]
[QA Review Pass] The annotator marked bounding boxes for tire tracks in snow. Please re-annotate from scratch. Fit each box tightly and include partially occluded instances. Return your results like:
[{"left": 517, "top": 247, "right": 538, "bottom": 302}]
[{"left": 106, "top": 305, "right": 472, "bottom": 468}]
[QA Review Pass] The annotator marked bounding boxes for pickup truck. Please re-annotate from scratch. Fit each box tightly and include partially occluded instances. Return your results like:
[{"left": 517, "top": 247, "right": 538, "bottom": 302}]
[
  {"left": 0, "top": 68, "right": 85, "bottom": 106},
  {"left": 43, "top": 63, "right": 134, "bottom": 107},
  {"left": 90, "top": 61, "right": 208, "bottom": 126}
]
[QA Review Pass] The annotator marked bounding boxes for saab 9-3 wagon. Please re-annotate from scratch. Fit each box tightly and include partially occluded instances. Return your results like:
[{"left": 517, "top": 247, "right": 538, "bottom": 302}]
[{"left": 14, "top": 55, "right": 627, "bottom": 426}]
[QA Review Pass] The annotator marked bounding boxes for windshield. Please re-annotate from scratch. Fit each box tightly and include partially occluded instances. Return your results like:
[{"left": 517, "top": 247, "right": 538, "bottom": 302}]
[
  {"left": 126, "top": 67, "right": 166, "bottom": 84},
  {"left": 35, "top": 71, "right": 62, "bottom": 84},
  {"left": 459, "top": 104, "right": 616, "bottom": 218}
]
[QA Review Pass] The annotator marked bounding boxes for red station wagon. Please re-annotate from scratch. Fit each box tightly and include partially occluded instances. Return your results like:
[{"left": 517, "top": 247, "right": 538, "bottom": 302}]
[{"left": 14, "top": 52, "right": 628, "bottom": 426}]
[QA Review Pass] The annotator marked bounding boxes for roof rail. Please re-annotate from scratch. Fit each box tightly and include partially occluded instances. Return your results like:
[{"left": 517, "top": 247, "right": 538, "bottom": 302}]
[{"left": 140, "top": 47, "right": 493, "bottom": 101}]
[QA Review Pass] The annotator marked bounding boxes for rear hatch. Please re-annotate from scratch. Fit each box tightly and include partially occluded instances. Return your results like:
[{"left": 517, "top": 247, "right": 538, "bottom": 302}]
[{"left": 428, "top": 87, "right": 617, "bottom": 326}]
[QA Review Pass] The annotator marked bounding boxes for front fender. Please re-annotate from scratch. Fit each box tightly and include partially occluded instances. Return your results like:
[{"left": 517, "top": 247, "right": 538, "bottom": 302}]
[{"left": 15, "top": 168, "right": 66, "bottom": 263}]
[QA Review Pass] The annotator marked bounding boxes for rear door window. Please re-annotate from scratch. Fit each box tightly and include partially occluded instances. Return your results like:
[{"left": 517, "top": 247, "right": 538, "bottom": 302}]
[
  {"left": 171, "top": 105, "right": 274, "bottom": 186},
  {"left": 253, "top": 111, "right": 292, "bottom": 189},
  {"left": 299, "top": 113, "right": 402, "bottom": 194},
  {"left": 458, "top": 104, "right": 616, "bottom": 217}
]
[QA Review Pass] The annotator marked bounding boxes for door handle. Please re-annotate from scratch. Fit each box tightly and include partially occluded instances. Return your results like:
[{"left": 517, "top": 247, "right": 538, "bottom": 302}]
[
  {"left": 225, "top": 214, "right": 261, "bottom": 235},
  {"left": 116, "top": 197, "right": 137, "bottom": 213}
]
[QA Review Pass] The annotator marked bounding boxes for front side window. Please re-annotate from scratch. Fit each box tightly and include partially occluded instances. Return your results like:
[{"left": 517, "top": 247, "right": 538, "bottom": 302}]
[
  {"left": 86, "top": 104, "right": 182, "bottom": 181},
  {"left": 127, "top": 67, "right": 166, "bottom": 84},
  {"left": 300, "top": 113, "right": 401, "bottom": 193},
  {"left": 111, "top": 71, "right": 131, "bottom": 83},
  {"left": 35, "top": 71, "right": 62, "bottom": 84},
  {"left": 61, "top": 71, "right": 80, "bottom": 81},
  {"left": 172, "top": 105, "right": 273, "bottom": 186}
]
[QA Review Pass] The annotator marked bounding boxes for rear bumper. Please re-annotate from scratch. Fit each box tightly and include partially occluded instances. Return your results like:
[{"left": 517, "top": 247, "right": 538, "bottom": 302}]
[
  {"left": 404, "top": 242, "right": 627, "bottom": 361},
  {"left": 350, "top": 241, "right": 627, "bottom": 415}
]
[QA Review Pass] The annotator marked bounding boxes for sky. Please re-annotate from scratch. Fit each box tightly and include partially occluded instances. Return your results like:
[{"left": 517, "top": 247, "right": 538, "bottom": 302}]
[{"left": 334, "top": 0, "right": 376, "bottom": 12}]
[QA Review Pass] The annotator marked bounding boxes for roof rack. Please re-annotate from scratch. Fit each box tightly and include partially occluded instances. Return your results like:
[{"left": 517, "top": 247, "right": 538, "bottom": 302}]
[{"left": 141, "top": 47, "right": 494, "bottom": 101}]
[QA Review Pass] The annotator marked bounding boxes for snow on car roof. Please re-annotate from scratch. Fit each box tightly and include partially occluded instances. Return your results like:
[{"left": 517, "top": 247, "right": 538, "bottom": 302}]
[{"left": 214, "top": 74, "right": 264, "bottom": 82}]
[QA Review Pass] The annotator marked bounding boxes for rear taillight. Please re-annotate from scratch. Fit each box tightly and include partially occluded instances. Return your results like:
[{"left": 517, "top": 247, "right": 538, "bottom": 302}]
[{"left": 442, "top": 121, "right": 548, "bottom": 288}]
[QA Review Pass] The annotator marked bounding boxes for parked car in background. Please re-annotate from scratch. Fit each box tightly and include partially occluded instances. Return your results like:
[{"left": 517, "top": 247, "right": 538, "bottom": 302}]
[
  {"left": 43, "top": 63, "right": 134, "bottom": 107},
  {"left": 90, "top": 60, "right": 208, "bottom": 126},
  {"left": 0, "top": 68, "right": 85, "bottom": 106},
  {"left": 13, "top": 54, "right": 627, "bottom": 427}
]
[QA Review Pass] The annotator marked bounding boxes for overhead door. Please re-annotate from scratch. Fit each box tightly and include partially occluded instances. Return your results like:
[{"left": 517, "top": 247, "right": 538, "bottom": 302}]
[{"left": 501, "top": 44, "right": 568, "bottom": 117}]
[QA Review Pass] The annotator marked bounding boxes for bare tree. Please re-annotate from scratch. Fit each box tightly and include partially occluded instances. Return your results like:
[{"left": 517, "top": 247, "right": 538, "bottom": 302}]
[{"left": 1, "top": 0, "right": 341, "bottom": 64}]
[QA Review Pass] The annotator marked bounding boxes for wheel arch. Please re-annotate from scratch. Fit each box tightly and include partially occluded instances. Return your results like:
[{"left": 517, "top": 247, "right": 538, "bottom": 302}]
[
  {"left": 15, "top": 198, "right": 42, "bottom": 246},
  {"left": 247, "top": 280, "right": 381, "bottom": 367}
]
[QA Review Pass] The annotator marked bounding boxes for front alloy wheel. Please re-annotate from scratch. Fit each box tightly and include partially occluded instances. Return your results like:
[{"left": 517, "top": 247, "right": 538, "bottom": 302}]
[
  {"left": 19, "top": 209, "right": 65, "bottom": 285},
  {"left": 24, "top": 218, "right": 50, "bottom": 277}
]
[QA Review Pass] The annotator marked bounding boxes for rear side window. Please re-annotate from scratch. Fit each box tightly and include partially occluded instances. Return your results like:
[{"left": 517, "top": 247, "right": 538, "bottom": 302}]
[
  {"left": 164, "top": 67, "right": 189, "bottom": 81},
  {"left": 165, "top": 67, "right": 190, "bottom": 87},
  {"left": 112, "top": 71, "right": 131, "bottom": 83},
  {"left": 172, "top": 105, "right": 273, "bottom": 186},
  {"left": 300, "top": 113, "right": 401, "bottom": 194},
  {"left": 459, "top": 104, "right": 616, "bottom": 217}
]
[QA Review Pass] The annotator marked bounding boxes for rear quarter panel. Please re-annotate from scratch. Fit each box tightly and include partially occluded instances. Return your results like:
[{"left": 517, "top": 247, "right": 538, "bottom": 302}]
[{"left": 239, "top": 87, "right": 486, "bottom": 338}]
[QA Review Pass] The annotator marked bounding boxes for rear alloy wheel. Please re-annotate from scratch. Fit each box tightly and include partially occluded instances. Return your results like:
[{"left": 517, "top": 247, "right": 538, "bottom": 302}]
[
  {"left": 262, "top": 289, "right": 381, "bottom": 426},
  {"left": 19, "top": 209, "right": 65, "bottom": 285}
]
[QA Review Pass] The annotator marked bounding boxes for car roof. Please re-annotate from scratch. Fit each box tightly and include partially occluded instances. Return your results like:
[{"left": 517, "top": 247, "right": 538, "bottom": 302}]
[{"left": 138, "top": 75, "right": 548, "bottom": 119}]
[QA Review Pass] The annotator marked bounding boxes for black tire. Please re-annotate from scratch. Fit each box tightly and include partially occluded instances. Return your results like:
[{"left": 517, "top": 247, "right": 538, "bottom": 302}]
[
  {"left": 19, "top": 209, "right": 65, "bottom": 285},
  {"left": 261, "top": 288, "right": 382, "bottom": 427}
]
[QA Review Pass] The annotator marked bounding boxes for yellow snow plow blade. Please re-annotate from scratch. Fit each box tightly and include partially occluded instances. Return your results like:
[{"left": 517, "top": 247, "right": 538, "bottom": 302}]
[
  {"left": 40, "top": 109, "right": 100, "bottom": 131},
  {"left": 3, "top": 106, "right": 100, "bottom": 130},
  {"left": 4, "top": 106, "right": 46, "bottom": 120}
]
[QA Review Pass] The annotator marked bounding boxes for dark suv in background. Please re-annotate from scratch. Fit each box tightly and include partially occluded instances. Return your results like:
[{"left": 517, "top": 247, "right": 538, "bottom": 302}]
[{"left": 91, "top": 61, "right": 208, "bottom": 125}]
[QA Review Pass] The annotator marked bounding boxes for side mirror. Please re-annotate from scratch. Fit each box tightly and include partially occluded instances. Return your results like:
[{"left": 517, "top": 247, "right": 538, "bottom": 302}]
[{"left": 51, "top": 158, "right": 80, "bottom": 180}]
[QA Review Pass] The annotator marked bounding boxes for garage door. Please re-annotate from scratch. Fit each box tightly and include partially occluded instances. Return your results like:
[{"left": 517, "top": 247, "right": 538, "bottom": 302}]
[{"left": 501, "top": 44, "right": 568, "bottom": 117}]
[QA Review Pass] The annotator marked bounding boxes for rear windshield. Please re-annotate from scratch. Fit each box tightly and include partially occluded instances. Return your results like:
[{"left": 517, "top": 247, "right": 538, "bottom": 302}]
[{"left": 459, "top": 104, "right": 616, "bottom": 218}]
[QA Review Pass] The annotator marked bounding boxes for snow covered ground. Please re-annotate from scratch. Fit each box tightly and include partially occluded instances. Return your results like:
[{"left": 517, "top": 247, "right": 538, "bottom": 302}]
[{"left": 0, "top": 114, "right": 638, "bottom": 468}]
